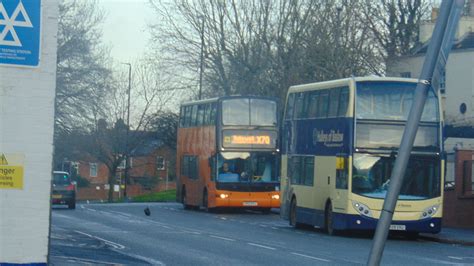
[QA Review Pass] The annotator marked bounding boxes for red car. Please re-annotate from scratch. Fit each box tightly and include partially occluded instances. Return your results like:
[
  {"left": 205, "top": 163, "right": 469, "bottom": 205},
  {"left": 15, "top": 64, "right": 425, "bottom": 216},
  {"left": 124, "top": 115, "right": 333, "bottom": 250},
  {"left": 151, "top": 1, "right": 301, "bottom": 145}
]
[{"left": 51, "top": 171, "right": 76, "bottom": 209}]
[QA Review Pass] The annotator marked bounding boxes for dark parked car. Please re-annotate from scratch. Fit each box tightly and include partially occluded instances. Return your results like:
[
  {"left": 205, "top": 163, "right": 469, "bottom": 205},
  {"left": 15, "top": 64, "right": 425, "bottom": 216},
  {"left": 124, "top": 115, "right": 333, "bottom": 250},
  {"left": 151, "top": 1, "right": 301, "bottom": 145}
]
[{"left": 51, "top": 171, "right": 76, "bottom": 209}]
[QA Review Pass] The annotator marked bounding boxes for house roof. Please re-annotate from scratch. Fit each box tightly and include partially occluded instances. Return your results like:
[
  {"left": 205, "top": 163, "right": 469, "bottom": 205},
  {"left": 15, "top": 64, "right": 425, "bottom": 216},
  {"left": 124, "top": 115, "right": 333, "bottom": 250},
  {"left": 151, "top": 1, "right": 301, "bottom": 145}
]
[
  {"left": 414, "top": 31, "right": 474, "bottom": 55},
  {"left": 131, "top": 138, "right": 164, "bottom": 157}
]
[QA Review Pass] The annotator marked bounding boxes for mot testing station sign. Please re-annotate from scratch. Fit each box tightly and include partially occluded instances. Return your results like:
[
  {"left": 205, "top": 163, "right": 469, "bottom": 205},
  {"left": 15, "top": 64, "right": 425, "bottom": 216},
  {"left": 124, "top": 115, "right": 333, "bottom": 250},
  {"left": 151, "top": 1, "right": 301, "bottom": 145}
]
[
  {"left": 0, "top": 153, "right": 24, "bottom": 189},
  {"left": 0, "top": 0, "right": 41, "bottom": 67}
]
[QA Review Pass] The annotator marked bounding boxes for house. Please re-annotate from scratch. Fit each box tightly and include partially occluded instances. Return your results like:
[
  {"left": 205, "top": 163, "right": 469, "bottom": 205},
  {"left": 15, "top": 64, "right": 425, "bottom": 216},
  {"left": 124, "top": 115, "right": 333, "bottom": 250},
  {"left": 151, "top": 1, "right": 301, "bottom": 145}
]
[
  {"left": 61, "top": 136, "right": 176, "bottom": 201},
  {"left": 120, "top": 139, "right": 176, "bottom": 197},
  {"left": 387, "top": 3, "right": 474, "bottom": 131},
  {"left": 387, "top": 2, "right": 474, "bottom": 228}
]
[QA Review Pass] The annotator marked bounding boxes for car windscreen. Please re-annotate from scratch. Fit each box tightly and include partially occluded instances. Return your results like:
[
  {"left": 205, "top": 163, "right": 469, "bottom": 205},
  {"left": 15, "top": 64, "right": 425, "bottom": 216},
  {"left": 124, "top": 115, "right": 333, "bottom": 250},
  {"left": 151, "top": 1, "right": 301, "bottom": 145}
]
[{"left": 53, "top": 173, "right": 71, "bottom": 185}]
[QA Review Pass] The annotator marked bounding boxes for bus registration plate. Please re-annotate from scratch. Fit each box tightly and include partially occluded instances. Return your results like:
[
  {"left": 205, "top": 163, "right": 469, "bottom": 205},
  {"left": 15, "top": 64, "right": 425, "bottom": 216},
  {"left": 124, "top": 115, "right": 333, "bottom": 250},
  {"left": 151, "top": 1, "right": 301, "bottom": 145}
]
[
  {"left": 243, "top": 202, "right": 258, "bottom": 206},
  {"left": 389, "top": 224, "right": 406, "bottom": 231}
]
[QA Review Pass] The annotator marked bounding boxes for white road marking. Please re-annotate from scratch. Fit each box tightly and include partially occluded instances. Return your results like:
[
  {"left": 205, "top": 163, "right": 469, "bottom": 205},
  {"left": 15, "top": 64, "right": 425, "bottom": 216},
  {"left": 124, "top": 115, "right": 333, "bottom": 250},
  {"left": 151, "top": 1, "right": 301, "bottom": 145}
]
[
  {"left": 291, "top": 252, "right": 330, "bottom": 262},
  {"left": 182, "top": 230, "right": 202, "bottom": 235},
  {"left": 121, "top": 252, "right": 166, "bottom": 266},
  {"left": 52, "top": 256, "right": 117, "bottom": 265},
  {"left": 108, "top": 210, "right": 132, "bottom": 218},
  {"left": 448, "top": 256, "right": 463, "bottom": 260},
  {"left": 210, "top": 235, "right": 236, "bottom": 241},
  {"left": 74, "top": 230, "right": 125, "bottom": 250},
  {"left": 271, "top": 227, "right": 278, "bottom": 230},
  {"left": 247, "top": 243, "right": 276, "bottom": 250}
]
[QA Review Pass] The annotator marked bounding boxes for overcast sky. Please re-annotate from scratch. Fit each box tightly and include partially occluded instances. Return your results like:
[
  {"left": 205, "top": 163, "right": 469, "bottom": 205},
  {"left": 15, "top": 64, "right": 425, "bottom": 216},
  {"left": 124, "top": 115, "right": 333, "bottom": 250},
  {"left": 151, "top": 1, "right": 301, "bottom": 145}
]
[{"left": 98, "top": 0, "right": 155, "bottom": 63}]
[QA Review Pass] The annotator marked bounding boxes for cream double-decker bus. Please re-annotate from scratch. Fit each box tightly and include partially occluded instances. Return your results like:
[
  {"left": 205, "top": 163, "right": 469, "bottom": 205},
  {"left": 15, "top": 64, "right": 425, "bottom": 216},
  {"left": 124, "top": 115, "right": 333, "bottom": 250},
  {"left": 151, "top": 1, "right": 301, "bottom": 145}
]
[{"left": 280, "top": 77, "right": 443, "bottom": 236}]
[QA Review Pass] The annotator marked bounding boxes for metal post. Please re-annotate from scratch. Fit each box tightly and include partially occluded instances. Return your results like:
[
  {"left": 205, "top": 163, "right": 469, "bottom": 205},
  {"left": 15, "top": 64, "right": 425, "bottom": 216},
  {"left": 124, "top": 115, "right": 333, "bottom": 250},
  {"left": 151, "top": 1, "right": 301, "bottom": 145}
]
[
  {"left": 165, "top": 160, "right": 169, "bottom": 191},
  {"left": 367, "top": 1, "right": 464, "bottom": 265},
  {"left": 199, "top": 16, "right": 205, "bottom": 100},
  {"left": 121, "top": 63, "right": 132, "bottom": 199},
  {"left": 336, "top": 5, "right": 342, "bottom": 77}
]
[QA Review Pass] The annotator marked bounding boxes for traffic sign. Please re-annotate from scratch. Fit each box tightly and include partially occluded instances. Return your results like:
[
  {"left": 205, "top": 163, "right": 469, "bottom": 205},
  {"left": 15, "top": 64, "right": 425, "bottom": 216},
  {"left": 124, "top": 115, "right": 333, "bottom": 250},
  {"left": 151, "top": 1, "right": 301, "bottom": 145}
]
[
  {"left": 0, "top": 153, "right": 24, "bottom": 189},
  {"left": 0, "top": 0, "right": 41, "bottom": 67}
]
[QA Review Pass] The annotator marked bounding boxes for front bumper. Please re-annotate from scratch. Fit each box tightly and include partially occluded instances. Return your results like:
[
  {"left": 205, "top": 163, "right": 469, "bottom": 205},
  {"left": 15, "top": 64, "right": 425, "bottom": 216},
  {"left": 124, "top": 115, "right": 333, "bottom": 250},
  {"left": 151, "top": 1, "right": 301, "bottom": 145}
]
[
  {"left": 212, "top": 190, "right": 280, "bottom": 208},
  {"left": 51, "top": 191, "right": 75, "bottom": 205},
  {"left": 333, "top": 213, "right": 441, "bottom": 233}
]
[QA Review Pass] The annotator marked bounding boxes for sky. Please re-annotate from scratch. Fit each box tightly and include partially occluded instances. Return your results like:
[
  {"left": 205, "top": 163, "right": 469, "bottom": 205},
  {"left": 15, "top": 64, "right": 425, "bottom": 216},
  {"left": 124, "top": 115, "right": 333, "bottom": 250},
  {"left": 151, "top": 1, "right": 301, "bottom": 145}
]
[{"left": 98, "top": 0, "right": 156, "bottom": 63}]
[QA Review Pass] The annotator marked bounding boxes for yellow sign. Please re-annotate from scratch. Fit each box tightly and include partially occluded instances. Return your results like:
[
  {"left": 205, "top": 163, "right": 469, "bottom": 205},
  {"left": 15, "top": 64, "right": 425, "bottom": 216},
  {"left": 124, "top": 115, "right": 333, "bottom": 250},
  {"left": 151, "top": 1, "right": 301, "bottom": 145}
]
[
  {"left": 336, "top": 157, "right": 346, "bottom": 170},
  {"left": 0, "top": 154, "right": 8, "bottom": 165},
  {"left": 226, "top": 135, "right": 271, "bottom": 145},
  {"left": 0, "top": 154, "right": 24, "bottom": 189}
]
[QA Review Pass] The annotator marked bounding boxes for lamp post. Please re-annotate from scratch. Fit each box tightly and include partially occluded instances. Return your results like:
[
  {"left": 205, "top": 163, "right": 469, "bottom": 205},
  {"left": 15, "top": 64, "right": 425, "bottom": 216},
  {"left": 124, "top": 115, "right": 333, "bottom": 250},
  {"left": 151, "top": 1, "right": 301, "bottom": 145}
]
[
  {"left": 198, "top": 16, "right": 205, "bottom": 100},
  {"left": 121, "top": 62, "right": 132, "bottom": 199},
  {"left": 335, "top": 5, "right": 343, "bottom": 78}
]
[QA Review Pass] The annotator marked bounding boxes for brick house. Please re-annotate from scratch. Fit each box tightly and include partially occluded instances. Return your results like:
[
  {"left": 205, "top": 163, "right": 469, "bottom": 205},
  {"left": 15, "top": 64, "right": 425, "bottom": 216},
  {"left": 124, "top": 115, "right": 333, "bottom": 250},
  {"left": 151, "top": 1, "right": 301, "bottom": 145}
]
[
  {"left": 444, "top": 149, "right": 474, "bottom": 229},
  {"left": 122, "top": 139, "right": 177, "bottom": 196},
  {"left": 64, "top": 138, "right": 176, "bottom": 201}
]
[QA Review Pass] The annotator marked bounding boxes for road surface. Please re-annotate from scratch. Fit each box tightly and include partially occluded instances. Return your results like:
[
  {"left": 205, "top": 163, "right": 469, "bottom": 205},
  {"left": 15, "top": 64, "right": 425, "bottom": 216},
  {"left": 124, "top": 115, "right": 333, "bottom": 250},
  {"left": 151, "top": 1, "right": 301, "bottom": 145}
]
[{"left": 50, "top": 203, "right": 474, "bottom": 265}]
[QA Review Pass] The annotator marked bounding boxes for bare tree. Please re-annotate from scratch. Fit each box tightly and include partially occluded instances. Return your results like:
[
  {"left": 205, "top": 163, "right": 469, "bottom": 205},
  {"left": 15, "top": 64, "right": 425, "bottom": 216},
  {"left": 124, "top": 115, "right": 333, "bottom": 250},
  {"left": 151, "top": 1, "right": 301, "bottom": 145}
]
[
  {"left": 56, "top": 0, "right": 112, "bottom": 134},
  {"left": 361, "top": 0, "right": 432, "bottom": 64},
  {"left": 148, "top": 0, "right": 384, "bottom": 102},
  {"left": 87, "top": 60, "right": 178, "bottom": 202},
  {"left": 54, "top": 0, "right": 112, "bottom": 169}
]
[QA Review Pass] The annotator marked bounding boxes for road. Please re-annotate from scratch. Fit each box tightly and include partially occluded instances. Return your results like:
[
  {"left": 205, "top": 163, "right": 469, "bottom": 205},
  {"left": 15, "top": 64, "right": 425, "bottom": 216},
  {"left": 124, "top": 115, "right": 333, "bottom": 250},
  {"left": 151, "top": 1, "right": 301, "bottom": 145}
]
[{"left": 50, "top": 203, "right": 474, "bottom": 265}]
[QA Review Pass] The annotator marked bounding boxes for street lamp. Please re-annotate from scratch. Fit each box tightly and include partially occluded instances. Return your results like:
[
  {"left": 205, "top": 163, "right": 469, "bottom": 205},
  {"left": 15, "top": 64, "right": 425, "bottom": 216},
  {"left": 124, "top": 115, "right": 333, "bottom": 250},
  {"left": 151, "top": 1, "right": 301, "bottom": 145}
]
[
  {"left": 121, "top": 62, "right": 132, "bottom": 199},
  {"left": 198, "top": 16, "right": 205, "bottom": 100}
]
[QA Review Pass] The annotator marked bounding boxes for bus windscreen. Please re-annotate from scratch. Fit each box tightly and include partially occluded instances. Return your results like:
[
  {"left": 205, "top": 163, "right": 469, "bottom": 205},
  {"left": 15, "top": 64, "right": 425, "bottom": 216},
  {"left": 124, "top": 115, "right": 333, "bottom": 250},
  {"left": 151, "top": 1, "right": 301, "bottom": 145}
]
[
  {"left": 222, "top": 98, "right": 277, "bottom": 126},
  {"left": 217, "top": 152, "right": 278, "bottom": 183},
  {"left": 356, "top": 81, "right": 439, "bottom": 122},
  {"left": 352, "top": 153, "right": 441, "bottom": 200}
]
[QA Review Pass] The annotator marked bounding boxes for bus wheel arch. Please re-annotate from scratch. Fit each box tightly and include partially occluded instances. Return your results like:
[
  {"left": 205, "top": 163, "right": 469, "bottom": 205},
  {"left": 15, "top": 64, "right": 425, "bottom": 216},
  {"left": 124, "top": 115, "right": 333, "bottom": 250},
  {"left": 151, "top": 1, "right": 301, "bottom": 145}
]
[
  {"left": 289, "top": 195, "right": 302, "bottom": 228},
  {"left": 182, "top": 185, "right": 191, "bottom": 210},
  {"left": 202, "top": 188, "right": 209, "bottom": 209},
  {"left": 325, "top": 199, "right": 336, "bottom": 235}
]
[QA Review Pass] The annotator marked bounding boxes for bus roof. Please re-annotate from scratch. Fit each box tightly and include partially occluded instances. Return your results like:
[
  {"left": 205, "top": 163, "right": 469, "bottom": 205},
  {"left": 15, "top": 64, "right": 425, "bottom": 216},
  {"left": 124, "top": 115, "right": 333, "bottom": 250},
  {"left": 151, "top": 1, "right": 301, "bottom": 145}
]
[
  {"left": 287, "top": 76, "right": 420, "bottom": 94},
  {"left": 180, "top": 95, "right": 278, "bottom": 107},
  {"left": 180, "top": 97, "right": 218, "bottom": 107}
]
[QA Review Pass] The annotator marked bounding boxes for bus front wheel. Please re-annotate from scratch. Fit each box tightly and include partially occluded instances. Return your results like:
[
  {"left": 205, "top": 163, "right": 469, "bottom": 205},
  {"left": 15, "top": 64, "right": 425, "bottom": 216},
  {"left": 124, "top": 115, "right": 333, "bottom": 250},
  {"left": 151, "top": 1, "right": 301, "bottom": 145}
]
[
  {"left": 289, "top": 197, "right": 303, "bottom": 229},
  {"left": 203, "top": 190, "right": 213, "bottom": 212},
  {"left": 325, "top": 202, "right": 337, "bottom": 235},
  {"left": 182, "top": 187, "right": 191, "bottom": 210}
]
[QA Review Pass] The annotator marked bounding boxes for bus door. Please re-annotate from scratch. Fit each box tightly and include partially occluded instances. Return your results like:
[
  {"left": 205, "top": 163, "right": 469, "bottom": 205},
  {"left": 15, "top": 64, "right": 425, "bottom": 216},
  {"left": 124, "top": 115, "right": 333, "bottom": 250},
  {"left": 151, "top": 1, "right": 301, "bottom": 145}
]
[{"left": 333, "top": 154, "right": 350, "bottom": 212}]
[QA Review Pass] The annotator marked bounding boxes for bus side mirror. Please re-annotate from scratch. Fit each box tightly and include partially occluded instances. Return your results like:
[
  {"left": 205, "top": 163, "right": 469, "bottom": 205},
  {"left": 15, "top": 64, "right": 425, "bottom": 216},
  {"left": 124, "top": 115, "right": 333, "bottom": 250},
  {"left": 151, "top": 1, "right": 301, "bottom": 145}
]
[{"left": 441, "top": 151, "right": 447, "bottom": 160}]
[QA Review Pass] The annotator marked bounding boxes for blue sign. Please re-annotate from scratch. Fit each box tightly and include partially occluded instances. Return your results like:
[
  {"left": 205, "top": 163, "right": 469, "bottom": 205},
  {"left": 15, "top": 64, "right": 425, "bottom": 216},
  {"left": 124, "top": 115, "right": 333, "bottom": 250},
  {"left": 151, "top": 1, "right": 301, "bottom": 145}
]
[{"left": 0, "top": 0, "right": 41, "bottom": 67}]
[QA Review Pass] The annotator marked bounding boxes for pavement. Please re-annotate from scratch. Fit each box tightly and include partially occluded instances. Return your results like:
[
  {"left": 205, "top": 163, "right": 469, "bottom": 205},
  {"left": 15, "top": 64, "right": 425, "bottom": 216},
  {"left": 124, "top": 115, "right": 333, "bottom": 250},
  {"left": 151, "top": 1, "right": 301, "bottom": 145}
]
[{"left": 420, "top": 227, "right": 474, "bottom": 246}]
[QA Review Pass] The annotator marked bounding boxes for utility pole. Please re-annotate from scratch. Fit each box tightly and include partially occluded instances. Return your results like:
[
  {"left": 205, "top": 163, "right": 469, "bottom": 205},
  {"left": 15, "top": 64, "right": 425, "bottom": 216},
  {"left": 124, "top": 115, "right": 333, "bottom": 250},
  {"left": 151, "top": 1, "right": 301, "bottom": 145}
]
[
  {"left": 121, "top": 62, "right": 132, "bottom": 200},
  {"left": 199, "top": 16, "right": 205, "bottom": 100},
  {"left": 367, "top": 1, "right": 465, "bottom": 265},
  {"left": 165, "top": 160, "right": 169, "bottom": 191},
  {"left": 336, "top": 5, "right": 343, "bottom": 77}
]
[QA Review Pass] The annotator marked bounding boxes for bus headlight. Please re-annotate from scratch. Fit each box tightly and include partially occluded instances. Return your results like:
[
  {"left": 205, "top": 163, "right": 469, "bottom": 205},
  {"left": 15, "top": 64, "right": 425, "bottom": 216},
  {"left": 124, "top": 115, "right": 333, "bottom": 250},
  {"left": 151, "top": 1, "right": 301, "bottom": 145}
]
[
  {"left": 352, "top": 201, "right": 373, "bottom": 218},
  {"left": 420, "top": 205, "right": 439, "bottom": 219},
  {"left": 272, "top": 194, "right": 280, "bottom": 200},
  {"left": 219, "top": 194, "right": 229, "bottom": 199}
]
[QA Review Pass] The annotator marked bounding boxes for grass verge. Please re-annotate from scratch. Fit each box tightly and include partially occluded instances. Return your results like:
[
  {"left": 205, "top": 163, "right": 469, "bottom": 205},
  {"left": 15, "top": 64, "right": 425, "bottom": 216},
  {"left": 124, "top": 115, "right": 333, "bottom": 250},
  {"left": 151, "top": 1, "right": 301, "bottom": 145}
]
[{"left": 131, "top": 189, "right": 176, "bottom": 202}]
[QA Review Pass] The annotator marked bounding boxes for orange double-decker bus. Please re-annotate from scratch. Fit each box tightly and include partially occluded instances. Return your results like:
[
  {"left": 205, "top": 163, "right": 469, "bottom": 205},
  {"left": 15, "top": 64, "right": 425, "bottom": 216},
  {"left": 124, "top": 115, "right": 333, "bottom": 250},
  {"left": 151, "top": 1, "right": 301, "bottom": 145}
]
[{"left": 176, "top": 96, "right": 280, "bottom": 212}]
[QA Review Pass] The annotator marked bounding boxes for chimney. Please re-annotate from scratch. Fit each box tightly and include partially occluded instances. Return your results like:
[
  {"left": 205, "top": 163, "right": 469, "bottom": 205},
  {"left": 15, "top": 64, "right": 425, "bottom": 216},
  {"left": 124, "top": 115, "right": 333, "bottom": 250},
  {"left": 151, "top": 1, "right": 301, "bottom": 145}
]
[{"left": 431, "top": 7, "right": 439, "bottom": 22}]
